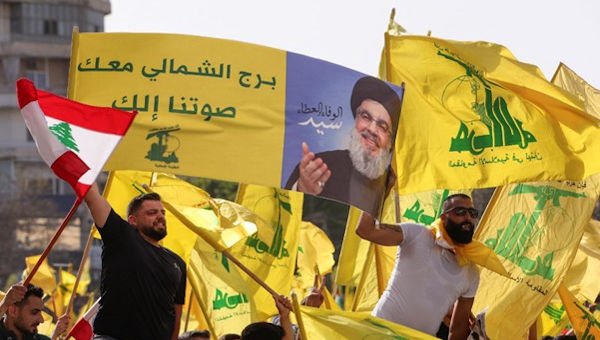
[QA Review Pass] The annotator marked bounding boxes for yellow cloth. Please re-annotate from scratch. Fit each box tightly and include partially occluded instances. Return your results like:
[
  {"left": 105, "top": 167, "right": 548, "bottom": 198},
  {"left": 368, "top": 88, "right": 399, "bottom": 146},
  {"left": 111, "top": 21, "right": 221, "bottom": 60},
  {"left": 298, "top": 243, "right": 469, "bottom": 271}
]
[
  {"left": 557, "top": 284, "right": 600, "bottom": 339},
  {"left": 432, "top": 220, "right": 508, "bottom": 277}
]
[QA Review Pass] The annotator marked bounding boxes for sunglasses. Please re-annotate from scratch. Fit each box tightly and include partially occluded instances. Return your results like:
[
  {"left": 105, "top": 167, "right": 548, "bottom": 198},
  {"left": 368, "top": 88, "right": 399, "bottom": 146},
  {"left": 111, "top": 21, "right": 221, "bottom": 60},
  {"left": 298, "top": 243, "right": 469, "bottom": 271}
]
[{"left": 443, "top": 206, "right": 479, "bottom": 218}]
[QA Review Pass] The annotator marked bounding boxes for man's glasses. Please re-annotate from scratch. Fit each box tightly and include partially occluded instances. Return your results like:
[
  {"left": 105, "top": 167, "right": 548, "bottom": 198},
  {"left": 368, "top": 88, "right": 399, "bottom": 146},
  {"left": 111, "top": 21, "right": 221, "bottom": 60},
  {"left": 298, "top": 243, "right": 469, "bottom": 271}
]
[
  {"left": 443, "top": 206, "right": 479, "bottom": 218},
  {"left": 357, "top": 110, "right": 391, "bottom": 135}
]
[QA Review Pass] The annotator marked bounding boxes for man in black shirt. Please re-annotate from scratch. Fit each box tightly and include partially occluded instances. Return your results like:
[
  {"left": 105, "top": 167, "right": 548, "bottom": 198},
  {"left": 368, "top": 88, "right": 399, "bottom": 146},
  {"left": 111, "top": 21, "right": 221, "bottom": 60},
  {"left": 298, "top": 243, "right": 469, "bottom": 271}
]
[{"left": 84, "top": 184, "right": 186, "bottom": 340}]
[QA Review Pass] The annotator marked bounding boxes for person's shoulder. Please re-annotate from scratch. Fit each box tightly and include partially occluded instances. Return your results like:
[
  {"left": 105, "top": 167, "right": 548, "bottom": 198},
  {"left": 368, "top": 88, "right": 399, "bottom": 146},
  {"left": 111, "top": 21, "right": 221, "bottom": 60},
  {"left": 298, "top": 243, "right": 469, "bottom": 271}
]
[{"left": 163, "top": 247, "right": 186, "bottom": 266}]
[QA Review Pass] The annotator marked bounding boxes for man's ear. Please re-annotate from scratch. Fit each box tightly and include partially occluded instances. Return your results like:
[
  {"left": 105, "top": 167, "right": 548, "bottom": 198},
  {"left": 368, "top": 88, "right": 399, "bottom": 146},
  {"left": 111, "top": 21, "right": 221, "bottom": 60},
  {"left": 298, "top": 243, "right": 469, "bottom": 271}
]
[
  {"left": 7, "top": 304, "right": 17, "bottom": 317},
  {"left": 440, "top": 213, "right": 447, "bottom": 225},
  {"left": 127, "top": 215, "right": 136, "bottom": 226}
]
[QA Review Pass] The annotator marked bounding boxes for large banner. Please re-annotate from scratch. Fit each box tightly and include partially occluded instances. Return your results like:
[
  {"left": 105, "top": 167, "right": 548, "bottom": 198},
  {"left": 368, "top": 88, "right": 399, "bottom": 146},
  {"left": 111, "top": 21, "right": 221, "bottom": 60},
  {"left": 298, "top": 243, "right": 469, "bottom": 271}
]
[{"left": 68, "top": 32, "right": 403, "bottom": 216}]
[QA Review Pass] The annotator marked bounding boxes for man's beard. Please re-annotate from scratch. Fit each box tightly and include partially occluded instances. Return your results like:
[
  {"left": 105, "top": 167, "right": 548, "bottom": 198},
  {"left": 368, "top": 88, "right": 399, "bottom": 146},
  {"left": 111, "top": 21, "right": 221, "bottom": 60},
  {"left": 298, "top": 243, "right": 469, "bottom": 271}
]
[
  {"left": 15, "top": 320, "right": 37, "bottom": 337},
  {"left": 141, "top": 221, "right": 167, "bottom": 241},
  {"left": 445, "top": 218, "right": 474, "bottom": 244},
  {"left": 348, "top": 128, "right": 392, "bottom": 180}
]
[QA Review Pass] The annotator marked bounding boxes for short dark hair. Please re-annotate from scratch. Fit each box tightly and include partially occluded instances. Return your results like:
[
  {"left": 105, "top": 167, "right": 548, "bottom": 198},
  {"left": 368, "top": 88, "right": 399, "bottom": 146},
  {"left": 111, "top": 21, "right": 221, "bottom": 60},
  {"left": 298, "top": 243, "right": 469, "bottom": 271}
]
[
  {"left": 442, "top": 193, "right": 472, "bottom": 212},
  {"left": 14, "top": 284, "right": 43, "bottom": 307},
  {"left": 241, "top": 322, "right": 284, "bottom": 340},
  {"left": 218, "top": 334, "right": 241, "bottom": 340},
  {"left": 178, "top": 330, "right": 210, "bottom": 340},
  {"left": 127, "top": 192, "right": 162, "bottom": 217}
]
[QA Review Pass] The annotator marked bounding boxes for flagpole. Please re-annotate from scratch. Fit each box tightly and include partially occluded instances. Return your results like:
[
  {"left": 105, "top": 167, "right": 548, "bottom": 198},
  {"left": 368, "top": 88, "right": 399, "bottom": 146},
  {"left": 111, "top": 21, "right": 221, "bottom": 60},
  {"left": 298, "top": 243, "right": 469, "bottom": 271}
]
[
  {"left": 64, "top": 226, "right": 95, "bottom": 317},
  {"left": 187, "top": 274, "right": 217, "bottom": 340},
  {"left": 351, "top": 242, "right": 375, "bottom": 311},
  {"left": 373, "top": 245, "right": 386, "bottom": 296},
  {"left": 221, "top": 249, "right": 278, "bottom": 297},
  {"left": 183, "top": 288, "right": 194, "bottom": 332},
  {"left": 24, "top": 197, "right": 83, "bottom": 286},
  {"left": 291, "top": 292, "right": 307, "bottom": 340}
]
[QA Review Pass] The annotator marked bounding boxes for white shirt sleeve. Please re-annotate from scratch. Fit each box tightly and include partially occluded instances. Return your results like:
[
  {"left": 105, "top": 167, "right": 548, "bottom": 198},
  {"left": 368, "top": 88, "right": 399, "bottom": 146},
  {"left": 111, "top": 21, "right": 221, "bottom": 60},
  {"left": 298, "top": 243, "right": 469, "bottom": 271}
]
[{"left": 399, "top": 222, "right": 429, "bottom": 246}]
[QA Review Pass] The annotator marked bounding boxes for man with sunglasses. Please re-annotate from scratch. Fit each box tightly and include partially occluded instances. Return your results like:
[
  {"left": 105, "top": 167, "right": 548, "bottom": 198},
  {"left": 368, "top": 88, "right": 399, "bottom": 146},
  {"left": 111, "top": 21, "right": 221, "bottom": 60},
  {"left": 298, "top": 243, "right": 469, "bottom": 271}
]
[
  {"left": 356, "top": 193, "right": 480, "bottom": 340},
  {"left": 285, "top": 76, "right": 402, "bottom": 214}
]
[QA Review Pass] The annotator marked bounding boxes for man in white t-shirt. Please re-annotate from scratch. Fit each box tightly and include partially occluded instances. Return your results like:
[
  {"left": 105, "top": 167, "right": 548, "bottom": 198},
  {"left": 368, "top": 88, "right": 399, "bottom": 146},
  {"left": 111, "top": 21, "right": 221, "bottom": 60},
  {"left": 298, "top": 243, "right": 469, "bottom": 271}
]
[{"left": 356, "top": 193, "right": 480, "bottom": 339}]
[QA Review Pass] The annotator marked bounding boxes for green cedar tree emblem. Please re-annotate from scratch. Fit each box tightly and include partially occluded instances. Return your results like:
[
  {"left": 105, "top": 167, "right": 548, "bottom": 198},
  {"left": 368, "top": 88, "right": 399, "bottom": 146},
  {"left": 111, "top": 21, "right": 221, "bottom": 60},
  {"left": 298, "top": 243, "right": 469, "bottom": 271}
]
[{"left": 49, "top": 122, "right": 80, "bottom": 152}]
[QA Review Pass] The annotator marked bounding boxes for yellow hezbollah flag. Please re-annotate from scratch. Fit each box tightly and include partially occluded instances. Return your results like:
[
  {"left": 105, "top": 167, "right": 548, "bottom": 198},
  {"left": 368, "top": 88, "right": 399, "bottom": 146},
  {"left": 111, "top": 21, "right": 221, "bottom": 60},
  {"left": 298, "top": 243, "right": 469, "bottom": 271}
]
[
  {"left": 382, "top": 34, "right": 600, "bottom": 194},
  {"left": 558, "top": 284, "right": 600, "bottom": 339},
  {"left": 537, "top": 302, "right": 569, "bottom": 338},
  {"left": 187, "top": 184, "right": 302, "bottom": 337},
  {"left": 398, "top": 189, "right": 472, "bottom": 226},
  {"left": 560, "top": 220, "right": 600, "bottom": 303},
  {"left": 296, "top": 305, "right": 438, "bottom": 340},
  {"left": 234, "top": 184, "right": 303, "bottom": 318},
  {"left": 472, "top": 175, "right": 600, "bottom": 339},
  {"left": 294, "top": 221, "right": 335, "bottom": 290},
  {"left": 552, "top": 62, "right": 600, "bottom": 121}
]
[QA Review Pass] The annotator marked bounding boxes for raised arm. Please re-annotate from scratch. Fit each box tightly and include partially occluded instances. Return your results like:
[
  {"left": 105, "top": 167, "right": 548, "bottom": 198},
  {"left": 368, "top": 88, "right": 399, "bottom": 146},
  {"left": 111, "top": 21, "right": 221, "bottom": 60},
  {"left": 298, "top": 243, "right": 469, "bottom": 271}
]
[
  {"left": 84, "top": 183, "right": 112, "bottom": 228},
  {"left": 448, "top": 296, "right": 474, "bottom": 340},
  {"left": 355, "top": 212, "right": 404, "bottom": 246}
]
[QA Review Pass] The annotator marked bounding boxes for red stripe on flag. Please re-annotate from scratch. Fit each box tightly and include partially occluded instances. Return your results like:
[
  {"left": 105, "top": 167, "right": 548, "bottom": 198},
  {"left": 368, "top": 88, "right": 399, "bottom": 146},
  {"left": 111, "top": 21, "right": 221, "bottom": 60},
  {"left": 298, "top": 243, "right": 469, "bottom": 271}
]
[
  {"left": 50, "top": 151, "right": 90, "bottom": 198},
  {"left": 37, "top": 90, "right": 137, "bottom": 135},
  {"left": 16, "top": 78, "right": 38, "bottom": 108},
  {"left": 67, "top": 318, "right": 93, "bottom": 340}
]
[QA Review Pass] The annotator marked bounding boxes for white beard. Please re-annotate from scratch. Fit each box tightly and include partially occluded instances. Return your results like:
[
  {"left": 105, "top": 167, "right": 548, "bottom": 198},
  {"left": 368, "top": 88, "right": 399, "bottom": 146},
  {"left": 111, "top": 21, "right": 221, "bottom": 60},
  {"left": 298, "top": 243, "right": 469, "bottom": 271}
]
[{"left": 348, "top": 128, "right": 392, "bottom": 179}]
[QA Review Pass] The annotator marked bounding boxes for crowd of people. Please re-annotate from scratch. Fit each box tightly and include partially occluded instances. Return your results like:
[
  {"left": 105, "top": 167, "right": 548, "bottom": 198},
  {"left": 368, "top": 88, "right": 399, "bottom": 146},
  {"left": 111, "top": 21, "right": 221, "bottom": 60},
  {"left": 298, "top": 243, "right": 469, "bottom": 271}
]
[{"left": 0, "top": 186, "right": 596, "bottom": 339}]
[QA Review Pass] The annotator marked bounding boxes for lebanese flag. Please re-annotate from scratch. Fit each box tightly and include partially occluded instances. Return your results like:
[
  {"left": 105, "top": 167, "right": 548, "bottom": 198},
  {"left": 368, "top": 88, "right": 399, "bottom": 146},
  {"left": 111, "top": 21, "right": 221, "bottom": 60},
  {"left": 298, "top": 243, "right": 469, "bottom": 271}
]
[
  {"left": 67, "top": 298, "right": 100, "bottom": 340},
  {"left": 16, "top": 78, "right": 136, "bottom": 198}
]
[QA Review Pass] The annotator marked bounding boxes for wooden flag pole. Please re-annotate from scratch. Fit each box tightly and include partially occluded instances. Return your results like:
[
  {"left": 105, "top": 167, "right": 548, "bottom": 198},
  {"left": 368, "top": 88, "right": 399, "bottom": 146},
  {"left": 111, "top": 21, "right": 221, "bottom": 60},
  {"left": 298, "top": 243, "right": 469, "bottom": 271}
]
[
  {"left": 24, "top": 197, "right": 83, "bottom": 286},
  {"left": 351, "top": 242, "right": 375, "bottom": 312},
  {"left": 65, "top": 226, "right": 95, "bottom": 316},
  {"left": 221, "top": 249, "right": 278, "bottom": 296},
  {"left": 187, "top": 274, "right": 217, "bottom": 340},
  {"left": 183, "top": 287, "right": 194, "bottom": 332},
  {"left": 291, "top": 292, "right": 307, "bottom": 340}
]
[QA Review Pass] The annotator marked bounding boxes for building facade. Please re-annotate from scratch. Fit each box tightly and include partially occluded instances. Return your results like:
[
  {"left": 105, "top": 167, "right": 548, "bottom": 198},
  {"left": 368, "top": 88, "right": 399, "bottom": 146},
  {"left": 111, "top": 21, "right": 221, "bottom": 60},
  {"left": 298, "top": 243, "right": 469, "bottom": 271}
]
[{"left": 0, "top": 0, "right": 110, "bottom": 286}]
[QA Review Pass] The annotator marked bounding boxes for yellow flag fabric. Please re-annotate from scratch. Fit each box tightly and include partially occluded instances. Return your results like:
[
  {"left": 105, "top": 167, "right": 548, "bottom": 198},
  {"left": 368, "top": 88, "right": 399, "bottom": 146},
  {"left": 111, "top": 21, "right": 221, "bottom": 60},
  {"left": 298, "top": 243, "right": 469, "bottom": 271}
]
[
  {"left": 68, "top": 32, "right": 402, "bottom": 217},
  {"left": 103, "top": 170, "right": 258, "bottom": 266},
  {"left": 560, "top": 220, "right": 600, "bottom": 302},
  {"left": 58, "top": 267, "right": 88, "bottom": 295},
  {"left": 382, "top": 34, "right": 600, "bottom": 194},
  {"left": 398, "top": 189, "right": 472, "bottom": 226},
  {"left": 187, "top": 184, "right": 303, "bottom": 337},
  {"left": 294, "top": 221, "right": 335, "bottom": 290},
  {"left": 558, "top": 284, "right": 600, "bottom": 339},
  {"left": 297, "top": 305, "right": 439, "bottom": 340},
  {"left": 537, "top": 302, "right": 569, "bottom": 338},
  {"left": 23, "top": 255, "right": 56, "bottom": 295},
  {"left": 552, "top": 62, "right": 600, "bottom": 121},
  {"left": 472, "top": 176, "right": 600, "bottom": 339}
]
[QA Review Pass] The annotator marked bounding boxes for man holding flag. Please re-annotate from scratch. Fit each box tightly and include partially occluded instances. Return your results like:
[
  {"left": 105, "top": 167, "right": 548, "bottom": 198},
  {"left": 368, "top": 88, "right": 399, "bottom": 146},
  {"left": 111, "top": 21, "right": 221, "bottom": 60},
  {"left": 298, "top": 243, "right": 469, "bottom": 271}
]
[
  {"left": 84, "top": 185, "right": 186, "bottom": 340},
  {"left": 356, "top": 194, "right": 488, "bottom": 339}
]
